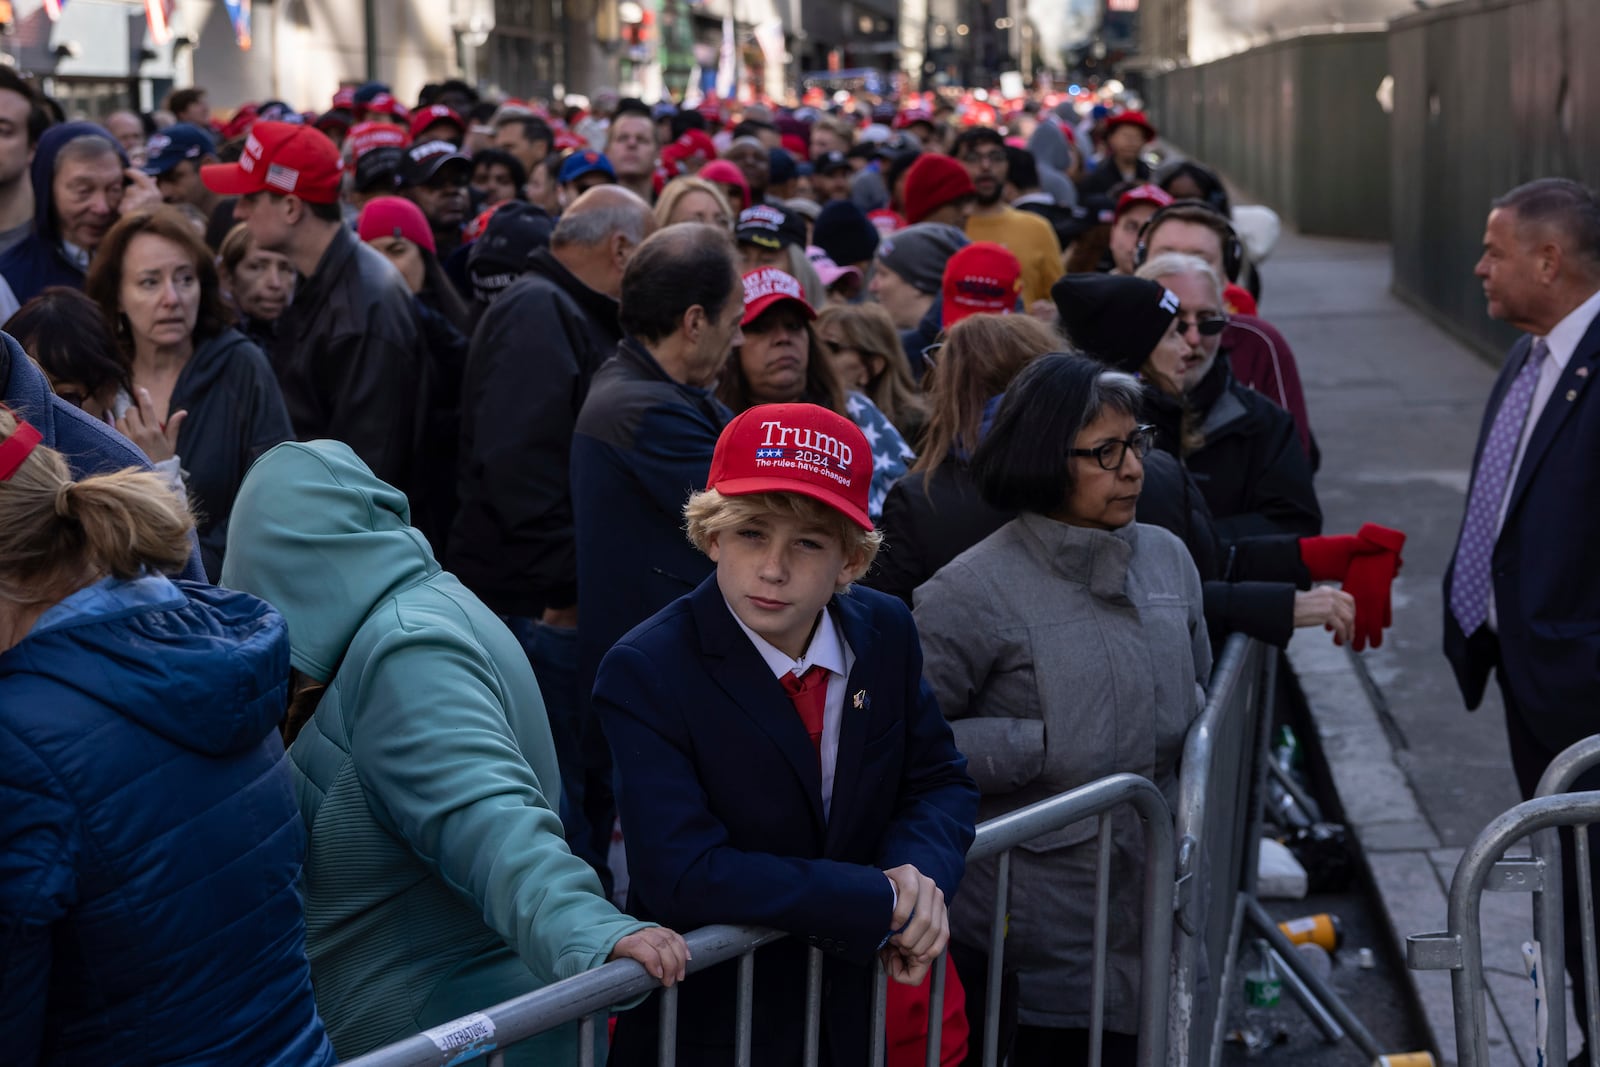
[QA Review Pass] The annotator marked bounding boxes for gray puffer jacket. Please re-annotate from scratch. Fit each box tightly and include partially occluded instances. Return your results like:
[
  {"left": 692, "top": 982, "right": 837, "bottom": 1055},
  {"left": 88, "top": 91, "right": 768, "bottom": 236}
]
[{"left": 914, "top": 513, "right": 1209, "bottom": 1032}]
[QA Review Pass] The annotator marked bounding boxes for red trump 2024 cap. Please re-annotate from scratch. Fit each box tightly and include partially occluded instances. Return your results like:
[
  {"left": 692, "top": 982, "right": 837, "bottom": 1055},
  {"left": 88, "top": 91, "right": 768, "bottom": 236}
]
[
  {"left": 201, "top": 121, "right": 344, "bottom": 204},
  {"left": 706, "top": 403, "right": 874, "bottom": 532}
]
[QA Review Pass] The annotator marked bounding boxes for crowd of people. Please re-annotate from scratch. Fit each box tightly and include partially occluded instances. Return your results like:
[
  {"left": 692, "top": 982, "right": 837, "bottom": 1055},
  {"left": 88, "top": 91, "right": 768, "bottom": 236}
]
[{"left": 0, "top": 70, "right": 1412, "bottom": 1067}]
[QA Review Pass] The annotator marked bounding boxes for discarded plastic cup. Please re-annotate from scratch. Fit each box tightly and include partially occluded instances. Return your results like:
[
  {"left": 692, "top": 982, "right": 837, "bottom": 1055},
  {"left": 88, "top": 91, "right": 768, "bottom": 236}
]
[
  {"left": 1295, "top": 941, "right": 1334, "bottom": 981},
  {"left": 1357, "top": 946, "right": 1377, "bottom": 970}
]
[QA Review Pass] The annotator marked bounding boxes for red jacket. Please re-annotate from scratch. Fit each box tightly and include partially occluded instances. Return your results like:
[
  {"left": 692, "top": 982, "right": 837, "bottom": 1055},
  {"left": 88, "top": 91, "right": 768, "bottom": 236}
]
[{"left": 888, "top": 956, "right": 969, "bottom": 1067}]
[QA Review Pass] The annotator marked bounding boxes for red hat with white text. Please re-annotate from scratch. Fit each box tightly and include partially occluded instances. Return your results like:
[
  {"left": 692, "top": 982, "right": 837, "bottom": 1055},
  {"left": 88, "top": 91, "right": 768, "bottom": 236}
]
[
  {"left": 200, "top": 121, "right": 343, "bottom": 204},
  {"left": 741, "top": 267, "right": 816, "bottom": 327},
  {"left": 706, "top": 403, "right": 874, "bottom": 531}
]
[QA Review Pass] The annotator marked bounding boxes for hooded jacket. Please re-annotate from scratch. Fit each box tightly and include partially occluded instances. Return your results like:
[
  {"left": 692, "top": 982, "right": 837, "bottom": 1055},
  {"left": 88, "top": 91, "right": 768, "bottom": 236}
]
[
  {"left": 0, "top": 331, "right": 206, "bottom": 581},
  {"left": 0, "top": 123, "right": 127, "bottom": 305},
  {"left": 221, "top": 441, "right": 650, "bottom": 1063},
  {"left": 0, "top": 576, "right": 335, "bottom": 1066},
  {"left": 450, "top": 247, "right": 625, "bottom": 616},
  {"left": 168, "top": 327, "right": 293, "bottom": 579}
]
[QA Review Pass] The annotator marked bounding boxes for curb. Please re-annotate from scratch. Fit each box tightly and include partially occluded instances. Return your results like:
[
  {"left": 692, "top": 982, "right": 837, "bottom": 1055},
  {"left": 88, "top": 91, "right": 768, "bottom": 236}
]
[{"left": 1285, "top": 631, "right": 1531, "bottom": 1067}]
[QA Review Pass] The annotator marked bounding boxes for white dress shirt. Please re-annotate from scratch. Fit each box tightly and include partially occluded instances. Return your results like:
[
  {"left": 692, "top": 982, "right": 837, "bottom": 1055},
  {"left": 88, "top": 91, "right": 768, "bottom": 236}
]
[
  {"left": 1488, "top": 285, "right": 1600, "bottom": 631},
  {"left": 726, "top": 603, "right": 856, "bottom": 821}
]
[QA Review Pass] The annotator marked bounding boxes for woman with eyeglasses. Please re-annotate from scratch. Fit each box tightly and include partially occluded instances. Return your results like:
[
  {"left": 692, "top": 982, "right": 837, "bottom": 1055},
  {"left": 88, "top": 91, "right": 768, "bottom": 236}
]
[
  {"left": 1133, "top": 252, "right": 1321, "bottom": 543},
  {"left": 913, "top": 352, "right": 1209, "bottom": 1067}
]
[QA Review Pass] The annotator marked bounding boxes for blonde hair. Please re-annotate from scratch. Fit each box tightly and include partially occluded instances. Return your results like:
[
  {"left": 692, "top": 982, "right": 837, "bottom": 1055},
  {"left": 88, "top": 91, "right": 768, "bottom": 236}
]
[
  {"left": 653, "top": 176, "right": 735, "bottom": 231},
  {"left": 0, "top": 407, "right": 194, "bottom": 606},
  {"left": 684, "top": 488, "right": 883, "bottom": 578},
  {"left": 814, "top": 303, "right": 927, "bottom": 440}
]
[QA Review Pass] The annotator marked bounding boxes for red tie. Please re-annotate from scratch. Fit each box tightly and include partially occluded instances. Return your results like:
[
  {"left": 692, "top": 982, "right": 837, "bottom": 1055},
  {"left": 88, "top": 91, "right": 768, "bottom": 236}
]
[{"left": 780, "top": 665, "right": 829, "bottom": 759}]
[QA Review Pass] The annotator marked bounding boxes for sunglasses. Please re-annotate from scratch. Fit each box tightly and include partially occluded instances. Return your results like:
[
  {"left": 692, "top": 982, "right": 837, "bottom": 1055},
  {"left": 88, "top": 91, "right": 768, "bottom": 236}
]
[{"left": 1176, "top": 314, "right": 1230, "bottom": 337}]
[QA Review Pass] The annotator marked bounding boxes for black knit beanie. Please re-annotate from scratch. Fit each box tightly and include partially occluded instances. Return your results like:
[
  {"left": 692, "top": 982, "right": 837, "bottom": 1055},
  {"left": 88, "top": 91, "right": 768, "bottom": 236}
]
[
  {"left": 1051, "top": 273, "right": 1180, "bottom": 375},
  {"left": 812, "top": 200, "right": 879, "bottom": 267}
]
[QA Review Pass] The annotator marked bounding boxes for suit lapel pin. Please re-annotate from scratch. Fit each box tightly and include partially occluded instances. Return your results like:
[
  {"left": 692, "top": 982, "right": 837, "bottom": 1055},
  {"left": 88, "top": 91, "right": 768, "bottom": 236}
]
[{"left": 852, "top": 690, "right": 869, "bottom": 710}]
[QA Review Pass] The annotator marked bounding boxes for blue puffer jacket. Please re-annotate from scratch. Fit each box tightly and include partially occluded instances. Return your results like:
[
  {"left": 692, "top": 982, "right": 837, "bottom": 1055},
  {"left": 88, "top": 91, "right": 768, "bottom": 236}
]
[{"left": 0, "top": 575, "right": 336, "bottom": 1067}]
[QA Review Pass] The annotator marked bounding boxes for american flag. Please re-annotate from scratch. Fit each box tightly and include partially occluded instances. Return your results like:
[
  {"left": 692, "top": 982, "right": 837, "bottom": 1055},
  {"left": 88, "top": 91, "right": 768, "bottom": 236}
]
[
  {"left": 43, "top": 0, "right": 63, "bottom": 21},
  {"left": 145, "top": 0, "right": 175, "bottom": 45},
  {"left": 756, "top": 448, "right": 785, "bottom": 459}
]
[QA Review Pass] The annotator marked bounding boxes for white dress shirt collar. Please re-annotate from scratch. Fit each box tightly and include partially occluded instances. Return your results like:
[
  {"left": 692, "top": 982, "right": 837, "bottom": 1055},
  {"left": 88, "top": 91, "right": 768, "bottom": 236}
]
[
  {"left": 1538, "top": 286, "right": 1600, "bottom": 373},
  {"left": 725, "top": 601, "right": 848, "bottom": 681}
]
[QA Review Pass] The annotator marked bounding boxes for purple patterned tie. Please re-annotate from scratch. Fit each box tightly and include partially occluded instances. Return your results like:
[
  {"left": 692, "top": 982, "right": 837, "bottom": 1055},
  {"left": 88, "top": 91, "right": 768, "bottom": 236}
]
[{"left": 1450, "top": 339, "right": 1549, "bottom": 635}]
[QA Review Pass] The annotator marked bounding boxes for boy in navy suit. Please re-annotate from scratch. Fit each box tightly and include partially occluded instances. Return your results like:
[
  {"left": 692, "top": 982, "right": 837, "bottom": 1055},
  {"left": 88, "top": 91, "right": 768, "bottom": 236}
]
[{"left": 595, "top": 401, "right": 979, "bottom": 1066}]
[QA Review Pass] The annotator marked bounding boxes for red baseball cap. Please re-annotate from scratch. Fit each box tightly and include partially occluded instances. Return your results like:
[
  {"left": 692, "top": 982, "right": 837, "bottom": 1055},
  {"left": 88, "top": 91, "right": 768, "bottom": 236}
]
[
  {"left": 346, "top": 121, "right": 412, "bottom": 161},
  {"left": 700, "top": 160, "right": 750, "bottom": 211},
  {"left": 894, "top": 107, "right": 934, "bottom": 130},
  {"left": 409, "top": 105, "right": 464, "bottom": 141},
  {"left": 941, "top": 242, "right": 1022, "bottom": 328},
  {"left": 1115, "top": 183, "right": 1173, "bottom": 219},
  {"left": 332, "top": 87, "right": 357, "bottom": 111},
  {"left": 361, "top": 92, "right": 409, "bottom": 121},
  {"left": 741, "top": 267, "right": 815, "bottom": 327},
  {"left": 201, "top": 122, "right": 344, "bottom": 204},
  {"left": 1105, "top": 110, "right": 1158, "bottom": 140},
  {"left": 675, "top": 128, "right": 717, "bottom": 162},
  {"left": 706, "top": 403, "right": 874, "bottom": 531}
]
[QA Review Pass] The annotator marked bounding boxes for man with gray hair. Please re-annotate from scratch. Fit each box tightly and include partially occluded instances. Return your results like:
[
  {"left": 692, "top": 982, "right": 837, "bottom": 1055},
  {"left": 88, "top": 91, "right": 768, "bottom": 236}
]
[{"left": 449, "top": 184, "right": 657, "bottom": 875}]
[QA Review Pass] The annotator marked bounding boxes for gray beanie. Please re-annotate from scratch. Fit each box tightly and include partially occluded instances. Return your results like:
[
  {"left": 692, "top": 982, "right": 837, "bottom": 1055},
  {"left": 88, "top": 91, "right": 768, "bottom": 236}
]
[{"left": 875, "top": 223, "right": 971, "bottom": 295}]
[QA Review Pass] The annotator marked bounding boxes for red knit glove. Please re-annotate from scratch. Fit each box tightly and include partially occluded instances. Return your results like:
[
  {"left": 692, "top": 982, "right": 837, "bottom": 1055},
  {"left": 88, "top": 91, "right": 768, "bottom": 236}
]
[
  {"left": 1299, "top": 534, "right": 1379, "bottom": 582},
  {"left": 1342, "top": 524, "right": 1407, "bottom": 651}
]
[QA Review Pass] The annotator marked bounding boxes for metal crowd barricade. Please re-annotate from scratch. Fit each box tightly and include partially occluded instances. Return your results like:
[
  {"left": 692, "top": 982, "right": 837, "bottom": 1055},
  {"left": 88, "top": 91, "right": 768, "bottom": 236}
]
[
  {"left": 1406, "top": 735, "right": 1600, "bottom": 1067},
  {"left": 1170, "top": 634, "right": 1272, "bottom": 1067},
  {"left": 342, "top": 772, "right": 1176, "bottom": 1067}
]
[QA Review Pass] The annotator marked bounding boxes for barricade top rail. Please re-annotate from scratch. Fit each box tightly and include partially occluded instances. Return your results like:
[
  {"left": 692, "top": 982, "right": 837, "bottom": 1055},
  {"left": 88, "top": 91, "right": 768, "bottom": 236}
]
[
  {"left": 342, "top": 771, "right": 1175, "bottom": 1067},
  {"left": 1448, "top": 792, "right": 1600, "bottom": 925},
  {"left": 1535, "top": 735, "right": 1600, "bottom": 798}
]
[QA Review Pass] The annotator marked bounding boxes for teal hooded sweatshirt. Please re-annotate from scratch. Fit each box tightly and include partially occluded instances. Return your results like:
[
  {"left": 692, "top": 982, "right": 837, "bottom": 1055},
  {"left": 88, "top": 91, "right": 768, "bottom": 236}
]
[{"left": 222, "top": 441, "right": 651, "bottom": 1062}]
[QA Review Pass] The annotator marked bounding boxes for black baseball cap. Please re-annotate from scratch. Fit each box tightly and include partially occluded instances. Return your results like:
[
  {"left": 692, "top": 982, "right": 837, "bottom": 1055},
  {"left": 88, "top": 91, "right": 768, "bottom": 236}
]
[
  {"left": 735, "top": 204, "right": 807, "bottom": 251},
  {"left": 399, "top": 140, "right": 471, "bottom": 187},
  {"left": 354, "top": 146, "right": 405, "bottom": 193},
  {"left": 815, "top": 151, "right": 852, "bottom": 175}
]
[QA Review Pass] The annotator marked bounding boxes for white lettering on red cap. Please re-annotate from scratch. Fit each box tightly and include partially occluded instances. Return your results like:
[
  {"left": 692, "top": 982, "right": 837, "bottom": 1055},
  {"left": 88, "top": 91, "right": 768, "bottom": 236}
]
[
  {"left": 740, "top": 205, "right": 786, "bottom": 230},
  {"left": 758, "top": 419, "right": 854, "bottom": 469},
  {"left": 743, "top": 268, "right": 803, "bottom": 307},
  {"left": 1159, "top": 288, "right": 1180, "bottom": 314},
  {"left": 240, "top": 133, "right": 263, "bottom": 173}
]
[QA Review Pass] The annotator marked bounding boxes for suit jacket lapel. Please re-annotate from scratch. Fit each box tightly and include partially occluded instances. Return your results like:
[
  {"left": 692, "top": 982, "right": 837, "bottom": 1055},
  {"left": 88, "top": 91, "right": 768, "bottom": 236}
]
[
  {"left": 824, "top": 593, "right": 883, "bottom": 855},
  {"left": 689, "top": 578, "right": 827, "bottom": 836},
  {"left": 1505, "top": 321, "right": 1600, "bottom": 522}
]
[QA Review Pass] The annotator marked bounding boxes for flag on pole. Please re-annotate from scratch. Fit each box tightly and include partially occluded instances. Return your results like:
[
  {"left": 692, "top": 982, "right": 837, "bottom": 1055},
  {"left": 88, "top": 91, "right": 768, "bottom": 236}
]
[
  {"left": 43, "top": 0, "right": 65, "bottom": 21},
  {"left": 223, "top": 0, "right": 251, "bottom": 49},
  {"left": 145, "top": 0, "right": 174, "bottom": 45}
]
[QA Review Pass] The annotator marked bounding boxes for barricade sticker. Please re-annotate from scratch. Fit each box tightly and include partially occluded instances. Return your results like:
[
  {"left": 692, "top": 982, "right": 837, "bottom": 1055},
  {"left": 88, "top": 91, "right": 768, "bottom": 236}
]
[{"left": 423, "top": 1012, "right": 497, "bottom": 1061}]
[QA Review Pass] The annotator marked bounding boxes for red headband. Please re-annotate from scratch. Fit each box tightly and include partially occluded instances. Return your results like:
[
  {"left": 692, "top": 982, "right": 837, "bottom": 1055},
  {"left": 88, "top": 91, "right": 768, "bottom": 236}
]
[{"left": 0, "top": 420, "right": 42, "bottom": 481}]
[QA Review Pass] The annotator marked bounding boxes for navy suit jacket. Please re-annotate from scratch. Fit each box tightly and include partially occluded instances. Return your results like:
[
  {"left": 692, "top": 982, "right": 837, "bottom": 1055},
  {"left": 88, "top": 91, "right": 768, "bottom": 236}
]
[
  {"left": 1444, "top": 315, "right": 1600, "bottom": 753},
  {"left": 595, "top": 575, "right": 979, "bottom": 1067}
]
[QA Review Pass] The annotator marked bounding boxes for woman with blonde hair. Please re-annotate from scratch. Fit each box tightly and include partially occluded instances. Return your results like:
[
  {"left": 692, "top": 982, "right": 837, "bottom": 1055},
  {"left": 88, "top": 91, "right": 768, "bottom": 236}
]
[
  {"left": 653, "top": 175, "right": 735, "bottom": 231},
  {"left": 814, "top": 302, "right": 928, "bottom": 443},
  {"left": 0, "top": 409, "right": 336, "bottom": 1066},
  {"left": 867, "top": 312, "right": 1062, "bottom": 605}
]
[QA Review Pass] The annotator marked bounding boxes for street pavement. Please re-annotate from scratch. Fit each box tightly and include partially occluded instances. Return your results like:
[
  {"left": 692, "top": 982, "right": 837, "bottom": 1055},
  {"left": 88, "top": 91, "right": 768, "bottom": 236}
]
[{"left": 1266, "top": 231, "right": 1581, "bottom": 1065}]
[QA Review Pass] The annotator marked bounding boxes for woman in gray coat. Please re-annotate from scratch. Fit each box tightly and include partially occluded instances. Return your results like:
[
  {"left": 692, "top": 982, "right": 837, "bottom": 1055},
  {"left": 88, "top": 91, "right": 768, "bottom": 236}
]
[{"left": 914, "top": 353, "right": 1210, "bottom": 1066}]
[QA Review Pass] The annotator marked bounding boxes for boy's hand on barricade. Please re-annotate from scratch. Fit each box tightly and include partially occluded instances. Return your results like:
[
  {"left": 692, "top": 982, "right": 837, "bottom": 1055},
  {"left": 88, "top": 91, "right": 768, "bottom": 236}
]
[
  {"left": 884, "top": 864, "right": 948, "bottom": 978},
  {"left": 880, "top": 944, "right": 934, "bottom": 986},
  {"left": 608, "top": 926, "right": 691, "bottom": 987},
  {"left": 1293, "top": 586, "right": 1355, "bottom": 646}
]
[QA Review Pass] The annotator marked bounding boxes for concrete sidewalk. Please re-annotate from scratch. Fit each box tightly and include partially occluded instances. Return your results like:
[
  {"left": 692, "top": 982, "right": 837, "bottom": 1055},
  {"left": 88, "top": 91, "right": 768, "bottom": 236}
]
[{"left": 1261, "top": 233, "right": 1576, "bottom": 1066}]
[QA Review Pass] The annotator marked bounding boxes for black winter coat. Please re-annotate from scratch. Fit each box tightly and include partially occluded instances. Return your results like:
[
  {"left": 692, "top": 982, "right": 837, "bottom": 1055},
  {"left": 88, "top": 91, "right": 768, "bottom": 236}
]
[
  {"left": 1151, "top": 360, "right": 1322, "bottom": 545},
  {"left": 449, "top": 249, "right": 625, "bottom": 617},
  {"left": 170, "top": 328, "right": 293, "bottom": 579},
  {"left": 268, "top": 226, "right": 438, "bottom": 539}
]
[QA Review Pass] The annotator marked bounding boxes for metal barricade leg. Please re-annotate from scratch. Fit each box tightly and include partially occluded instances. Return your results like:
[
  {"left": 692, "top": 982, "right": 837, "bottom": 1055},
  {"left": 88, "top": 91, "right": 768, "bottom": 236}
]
[
  {"left": 734, "top": 951, "right": 755, "bottom": 1067},
  {"left": 869, "top": 959, "right": 888, "bottom": 1067},
  {"left": 577, "top": 1015, "right": 596, "bottom": 1067},
  {"left": 1245, "top": 897, "right": 1382, "bottom": 1060},
  {"left": 1090, "top": 814, "right": 1113, "bottom": 1067},
  {"left": 656, "top": 985, "right": 678, "bottom": 1067},
  {"left": 924, "top": 953, "right": 948, "bottom": 1067},
  {"left": 983, "top": 850, "right": 1010, "bottom": 1067},
  {"left": 803, "top": 946, "right": 824, "bottom": 1067}
]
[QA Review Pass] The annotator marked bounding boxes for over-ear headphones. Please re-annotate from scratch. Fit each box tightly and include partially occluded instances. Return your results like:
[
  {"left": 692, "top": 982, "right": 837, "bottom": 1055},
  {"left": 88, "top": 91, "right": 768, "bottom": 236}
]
[{"left": 1134, "top": 199, "right": 1245, "bottom": 281}]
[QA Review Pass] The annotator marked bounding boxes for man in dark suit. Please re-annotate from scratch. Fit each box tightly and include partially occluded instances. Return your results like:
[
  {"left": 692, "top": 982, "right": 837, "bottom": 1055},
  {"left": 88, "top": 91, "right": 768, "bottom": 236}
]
[
  {"left": 1445, "top": 177, "right": 1600, "bottom": 1059},
  {"left": 595, "top": 403, "right": 979, "bottom": 1066}
]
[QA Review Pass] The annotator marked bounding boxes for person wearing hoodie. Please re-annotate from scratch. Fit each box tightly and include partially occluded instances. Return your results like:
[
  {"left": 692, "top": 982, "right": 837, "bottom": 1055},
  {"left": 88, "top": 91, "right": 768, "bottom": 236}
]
[
  {"left": 0, "top": 329, "right": 207, "bottom": 581},
  {"left": 0, "top": 122, "right": 163, "bottom": 313},
  {"left": 220, "top": 440, "right": 690, "bottom": 1064},
  {"left": 0, "top": 410, "right": 335, "bottom": 1066},
  {"left": 86, "top": 206, "right": 292, "bottom": 580}
]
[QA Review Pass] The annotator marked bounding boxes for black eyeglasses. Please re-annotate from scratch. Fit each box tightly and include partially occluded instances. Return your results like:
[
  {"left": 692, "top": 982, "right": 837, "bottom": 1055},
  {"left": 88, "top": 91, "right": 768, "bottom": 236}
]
[
  {"left": 1069, "top": 425, "right": 1156, "bottom": 470},
  {"left": 1176, "top": 314, "right": 1230, "bottom": 337}
]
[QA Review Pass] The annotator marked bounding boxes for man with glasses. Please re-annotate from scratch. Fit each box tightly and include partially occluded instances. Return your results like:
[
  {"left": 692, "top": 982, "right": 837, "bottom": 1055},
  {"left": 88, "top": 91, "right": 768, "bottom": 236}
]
[
  {"left": 953, "top": 128, "right": 1063, "bottom": 307},
  {"left": 1140, "top": 200, "right": 1317, "bottom": 465},
  {"left": 1136, "top": 252, "right": 1321, "bottom": 543}
]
